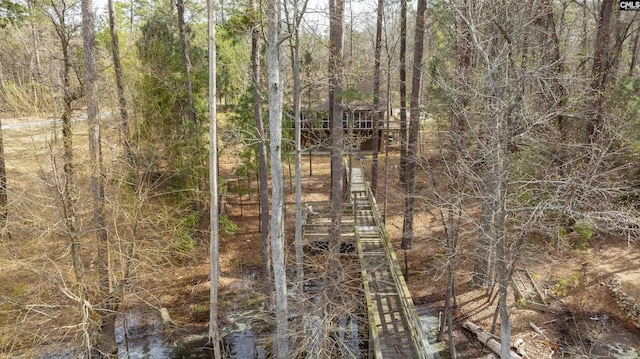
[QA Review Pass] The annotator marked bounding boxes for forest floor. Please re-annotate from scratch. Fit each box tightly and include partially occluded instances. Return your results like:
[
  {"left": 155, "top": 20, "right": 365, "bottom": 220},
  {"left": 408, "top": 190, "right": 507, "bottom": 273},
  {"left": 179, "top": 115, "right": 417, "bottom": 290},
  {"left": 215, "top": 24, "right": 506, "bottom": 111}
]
[
  {"left": 1, "top": 111, "right": 640, "bottom": 358},
  {"left": 209, "top": 147, "right": 640, "bottom": 358}
]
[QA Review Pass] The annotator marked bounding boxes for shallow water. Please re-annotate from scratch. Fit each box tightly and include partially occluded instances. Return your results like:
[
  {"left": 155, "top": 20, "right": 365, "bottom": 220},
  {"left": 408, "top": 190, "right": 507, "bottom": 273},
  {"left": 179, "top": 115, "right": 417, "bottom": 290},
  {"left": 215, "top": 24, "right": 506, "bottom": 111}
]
[
  {"left": 612, "top": 347, "right": 640, "bottom": 359},
  {"left": 116, "top": 311, "right": 171, "bottom": 359},
  {"left": 417, "top": 306, "right": 440, "bottom": 359},
  {"left": 36, "top": 308, "right": 366, "bottom": 358},
  {"left": 225, "top": 329, "right": 267, "bottom": 359}
]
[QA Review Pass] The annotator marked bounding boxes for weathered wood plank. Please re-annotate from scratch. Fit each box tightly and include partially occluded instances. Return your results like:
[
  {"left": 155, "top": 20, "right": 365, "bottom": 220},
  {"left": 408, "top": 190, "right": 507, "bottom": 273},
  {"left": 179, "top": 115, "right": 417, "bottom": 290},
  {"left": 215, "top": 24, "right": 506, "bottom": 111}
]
[{"left": 352, "top": 164, "right": 436, "bottom": 359}]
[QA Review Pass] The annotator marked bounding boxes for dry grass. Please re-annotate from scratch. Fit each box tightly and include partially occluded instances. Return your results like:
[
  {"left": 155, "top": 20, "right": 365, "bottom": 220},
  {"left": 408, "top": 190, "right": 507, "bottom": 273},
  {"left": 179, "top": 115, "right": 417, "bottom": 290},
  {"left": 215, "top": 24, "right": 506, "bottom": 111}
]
[{"left": 0, "top": 111, "right": 211, "bottom": 356}]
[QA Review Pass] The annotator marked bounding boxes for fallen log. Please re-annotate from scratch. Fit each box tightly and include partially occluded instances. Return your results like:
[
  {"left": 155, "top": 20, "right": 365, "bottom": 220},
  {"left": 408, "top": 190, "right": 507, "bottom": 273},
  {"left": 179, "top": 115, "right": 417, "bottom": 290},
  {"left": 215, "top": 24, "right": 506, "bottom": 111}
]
[
  {"left": 529, "top": 322, "right": 549, "bottom": 341},
  {"left": 463, "top": 320, "right": 523, "bottom": 359}
]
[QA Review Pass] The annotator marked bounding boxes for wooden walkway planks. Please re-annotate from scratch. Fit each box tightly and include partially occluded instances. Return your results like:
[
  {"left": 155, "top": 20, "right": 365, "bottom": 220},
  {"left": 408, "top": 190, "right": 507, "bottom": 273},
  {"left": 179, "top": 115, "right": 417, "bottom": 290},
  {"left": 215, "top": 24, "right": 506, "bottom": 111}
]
[
  {"left": 351, "top": 166, "right": 436, "bottom": 359},
  {"left": 299, "top": 165, "right": 435, "bottom": 358}
]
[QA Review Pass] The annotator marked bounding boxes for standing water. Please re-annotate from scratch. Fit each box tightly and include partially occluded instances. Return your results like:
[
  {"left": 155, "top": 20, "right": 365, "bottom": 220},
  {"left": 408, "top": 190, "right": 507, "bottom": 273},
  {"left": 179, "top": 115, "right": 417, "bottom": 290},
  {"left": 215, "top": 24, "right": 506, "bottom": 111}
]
[
  {"left": 116, "top": 310, "right": 171, "bottom": 358},
  {"left": 417, "top": 306, "right": 440, "bottom": 358}
]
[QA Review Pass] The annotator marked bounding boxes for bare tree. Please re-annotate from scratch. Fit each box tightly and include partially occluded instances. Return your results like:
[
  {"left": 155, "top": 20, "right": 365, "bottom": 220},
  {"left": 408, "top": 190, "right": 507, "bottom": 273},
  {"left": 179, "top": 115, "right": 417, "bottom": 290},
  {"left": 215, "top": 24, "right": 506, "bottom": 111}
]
[
  {"left": 267, "top": 0, "right": 288, "bottom": 354},
  {"left": 450, "top": 3, "right": 529, "bottom": 356},
  {"left": 328, "top": 0, "right": 345, "bottom": 265},
  {"left": 434, "top": 2, "right": 474, "bottom": 354},
  {"left": 107, "top": 0, "right": 134, "bottom": 166},
  {"left": 370, "top": 0, "right": 383, "bottom": 196},
  {"left": 449, "top": 0, "right": 638, "bottom": 354},
  {"left": 81, "top": 0, "right": 115, "bottom": 353},
  {"left": 250, "top": 0, "right": 273, "bottom": 304},
  {"left": 44, "top": 0, "right": 83, "bottom": 296},
  {"left": 629, "top": 21, "right": 640, "bottom": 77},
  {"left": 284, "top": 0, "right": 309, "bottom": 285},
  {"left": 207, "top": 0, "right": 221, "bottom": 355},
  {"left": 586, "top": 0, "right": 615, "bottom": 141},
  {"left": 398, "top": 0, "right": 407, "bottom": 184},
  {"left": 401, "top": 0, "right": 426, "bottom": 251},
  {"left": 176, "top": 0, "right": 197, "bottom": 128}
]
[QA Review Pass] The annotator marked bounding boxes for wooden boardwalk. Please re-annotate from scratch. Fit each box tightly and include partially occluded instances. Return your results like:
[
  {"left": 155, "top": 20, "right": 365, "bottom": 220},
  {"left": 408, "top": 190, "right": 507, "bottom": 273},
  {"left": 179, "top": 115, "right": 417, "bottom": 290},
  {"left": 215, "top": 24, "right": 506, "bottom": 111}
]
[
  {"left": 301, "top": 166, "right": 436, "bottom": 358},
  {"left": 350, "top": 167, "right": 435, "bottom": 359}
]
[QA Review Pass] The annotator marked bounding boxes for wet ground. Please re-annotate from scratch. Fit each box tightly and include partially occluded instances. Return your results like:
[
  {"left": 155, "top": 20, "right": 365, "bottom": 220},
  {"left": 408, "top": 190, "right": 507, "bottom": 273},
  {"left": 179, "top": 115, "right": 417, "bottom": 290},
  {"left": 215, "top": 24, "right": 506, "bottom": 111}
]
[{"left": 116, "top": 310, "right": 169, "bottom": 359}]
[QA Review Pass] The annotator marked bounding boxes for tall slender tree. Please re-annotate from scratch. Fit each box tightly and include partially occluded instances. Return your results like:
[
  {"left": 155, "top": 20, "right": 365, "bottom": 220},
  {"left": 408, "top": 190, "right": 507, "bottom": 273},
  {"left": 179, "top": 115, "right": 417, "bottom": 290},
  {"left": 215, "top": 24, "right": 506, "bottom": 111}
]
[
  {"left": 176, "top": 0, "right": 197, "bottom": 128},
  {"left": 81, "top": 0, "right": 114, "bottom": 353},
  {"left": 629, "top": 21, "right": 640, "bottom": 77},
  {"left": 587, "top": 0, "right": 614, "bottom": 141},
  {"left": 458, "top": 3, "right": 528, "bottom": 355},
  {"left": 328, "top": 0, "right": 345, "bottom": 267},
  {"left": 436, "top": 2, "right": 473, "bottom": 353},
  {"left": 250, "top": 0, "right": 273, "bottom": 304},
  {"left": 267, "top": 0, "right": 288, "bottom": 354},
  {"left": 207, "top": 0, "right": 221, "bottom": 355},
  {"left": 398, "top": 0, "right": 407, "bottom": 184},
  {"left": 107, "top": 0, "right": 134, "bottom": 166},
  {"left": 401, "top": 0, "right": 426, "bottom": 251},
  {"left": 371, "top": 0, "right": 383, "bottom": 196},
  {"left": 285, "top": 0, "right": 310, "bottom": 285},
  {"left": 46, "top": 0, "right": 83, "bottom": 287}
]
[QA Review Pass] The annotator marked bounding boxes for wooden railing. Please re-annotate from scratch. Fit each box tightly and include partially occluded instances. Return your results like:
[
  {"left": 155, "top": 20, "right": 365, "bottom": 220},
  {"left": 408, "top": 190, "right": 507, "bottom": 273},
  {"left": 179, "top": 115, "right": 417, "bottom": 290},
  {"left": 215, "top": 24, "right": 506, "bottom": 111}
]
[
  {"left": 357, "top": 161, "right": 436, "bottom": 359},
  {"left": 355, "top": 227, "right": 383, "bottom": 358}
]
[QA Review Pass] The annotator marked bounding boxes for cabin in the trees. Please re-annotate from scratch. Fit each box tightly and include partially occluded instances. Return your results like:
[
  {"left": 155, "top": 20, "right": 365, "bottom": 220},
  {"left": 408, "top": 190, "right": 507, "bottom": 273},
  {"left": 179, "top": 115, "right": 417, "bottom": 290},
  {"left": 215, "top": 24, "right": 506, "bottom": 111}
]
[{"left": 298, "top": 81, "right": 402, "bottom": 152}]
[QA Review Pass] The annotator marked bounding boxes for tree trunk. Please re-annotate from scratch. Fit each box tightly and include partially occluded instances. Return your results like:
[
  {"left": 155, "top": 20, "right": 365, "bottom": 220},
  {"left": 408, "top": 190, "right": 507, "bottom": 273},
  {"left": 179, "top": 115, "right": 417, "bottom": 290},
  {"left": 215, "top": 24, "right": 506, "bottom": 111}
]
[
  {"left": 61, "top": 50, "right": 85, "bottom": 348},
  {"left": 401, "top": 0, "right": 426, "bottom": 250},
  {"left": 107, "top": 0, "right": 135, "bottom": 167},
  {"left": 370, "top": 0, "right": 383, "bottom": 196},
  {"left": 45, "top": 2, "right": 90, "bottom": 351},
  {"left": 472, "top": 184, "right": 494, "bottom": 287},
  {"left": 176, "top": 0, "right": 197, "bottom": 128},
  {"left": 329, "top": 0, "right": 344, "bottom": 265},
  {"left": 289, "top": 0, "right": 309, "bottom": 286},
  {"left": 81, "top": 0, "right": 114, "bottom": 354},
  {"left": 451, "top": 0, "right": 472, "bottom": 152},
  {"left": 539, "top": 0, "right": 568, "bottom": 173},
  {"left": 463, "top": 321, "right": 523, "bottom": 359},
  {"left": 250, "top": 0, "right": 272, "bottom": 306},
  {"left": 629, "top": 22, "right": 640, "bottom": 77},
  {"left": 436, "top": 205, "right": 461, "bottom": 359},
  {"left": 383, "top": 50, "right": 392, "bottom": 224},
  {"left": 398, "top": 0, "right": 407, "bottom": 185},
  {"left": 28, "top": 0, "right": 42, "bottom": 113},
  {"left": 267, "top": 0, "right": 288, "bottom": 353},
  {"left": 207, "top": 0, "right": 221, "bottom": 356},
  {"left": 587, "top": 0, "right": 614, "bottom": 141},
  {"left": 50, "top": 0, "right": 83, "bottom": 285},
  {"left": 495, "top": 127, "right": 510, "bottom": 358}
]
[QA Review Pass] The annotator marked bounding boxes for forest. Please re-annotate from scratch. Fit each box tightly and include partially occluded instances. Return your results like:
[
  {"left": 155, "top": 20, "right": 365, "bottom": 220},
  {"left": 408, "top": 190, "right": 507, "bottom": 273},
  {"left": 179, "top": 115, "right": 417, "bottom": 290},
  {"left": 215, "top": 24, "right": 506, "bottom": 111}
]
[{"left": 1, "top": 0, "right": 640, "bottom": 357}]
